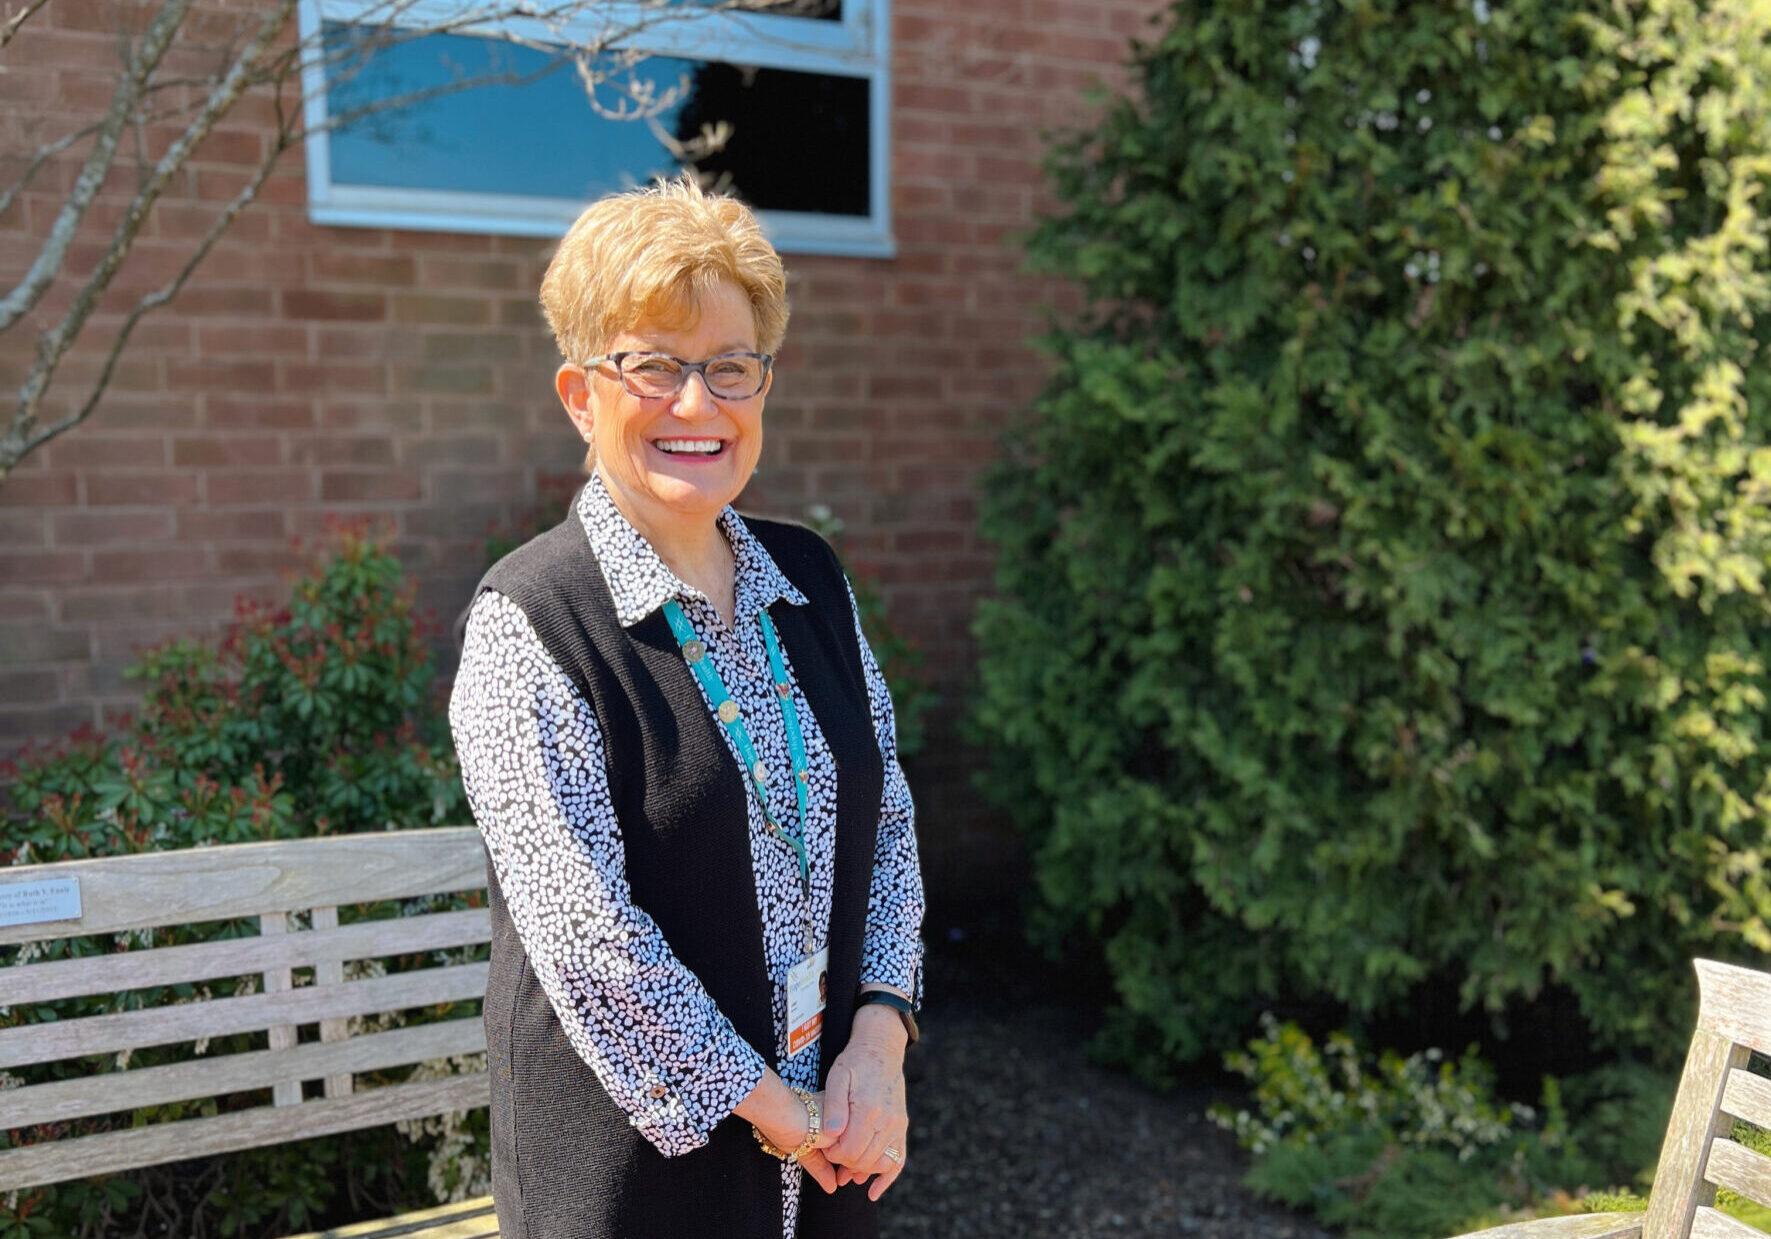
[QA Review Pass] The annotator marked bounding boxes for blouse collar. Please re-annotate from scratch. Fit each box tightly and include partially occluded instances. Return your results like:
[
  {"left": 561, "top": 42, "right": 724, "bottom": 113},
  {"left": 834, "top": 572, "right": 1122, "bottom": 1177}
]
[{"left": 576, "top": 472, "right": 809, "bottom": 629}]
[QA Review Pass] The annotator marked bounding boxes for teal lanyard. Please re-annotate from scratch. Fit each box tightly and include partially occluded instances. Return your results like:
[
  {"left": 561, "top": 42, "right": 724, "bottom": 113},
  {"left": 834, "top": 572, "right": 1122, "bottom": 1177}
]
[{"left": 660, "top": 600, "right": 814, "bottom": 910}]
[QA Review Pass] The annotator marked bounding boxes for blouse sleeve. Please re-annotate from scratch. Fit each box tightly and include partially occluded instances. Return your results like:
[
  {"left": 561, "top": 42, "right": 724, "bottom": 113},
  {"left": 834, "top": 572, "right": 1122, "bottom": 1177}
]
[
  {"left": 448, "top": 590, "right": 767, "bottom": 1156},
  {"left": 845, "top": 580, "right": 927, "bottom": 1006}
]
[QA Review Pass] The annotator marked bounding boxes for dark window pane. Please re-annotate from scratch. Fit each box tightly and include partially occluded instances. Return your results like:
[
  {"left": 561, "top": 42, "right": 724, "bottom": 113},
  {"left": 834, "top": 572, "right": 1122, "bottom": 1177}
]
[
  {"left": 677, "top": 0, "right": 842, "bottom": 21},
  {"left": 675, "top": 65, "right": 870, "bottom": 216}
]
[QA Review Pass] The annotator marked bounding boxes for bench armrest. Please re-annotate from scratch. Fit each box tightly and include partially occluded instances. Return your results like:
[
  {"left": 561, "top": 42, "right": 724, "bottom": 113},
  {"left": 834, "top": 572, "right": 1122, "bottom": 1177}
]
[{"left": 1445, "top": 1212, "right": 1644, "bottom": 1239}]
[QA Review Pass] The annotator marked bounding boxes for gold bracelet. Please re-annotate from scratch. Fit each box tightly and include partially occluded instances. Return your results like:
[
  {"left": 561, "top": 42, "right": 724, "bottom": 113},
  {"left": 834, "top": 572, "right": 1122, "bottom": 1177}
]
[{"left": 752, "top": 1086, "right": 820, "bottom": 1163}]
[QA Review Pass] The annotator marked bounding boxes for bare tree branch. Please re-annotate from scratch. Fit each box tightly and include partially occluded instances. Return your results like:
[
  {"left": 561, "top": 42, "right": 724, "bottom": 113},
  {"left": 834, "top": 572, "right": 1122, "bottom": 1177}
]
[
  {"left": 17, "top": 132, "right": 293, "bottom": 464},
  {"left": 0, "top": 0, "right": 197, "bottom": 333},
  {"left": 0, "top": 0, "right": 52, "bottom": 53},
  {"left": 0, "top": 127, "right": 91, "bottom": 221},
  {"left": 2, "top": 0, "right": 298, "bottom": 474}
]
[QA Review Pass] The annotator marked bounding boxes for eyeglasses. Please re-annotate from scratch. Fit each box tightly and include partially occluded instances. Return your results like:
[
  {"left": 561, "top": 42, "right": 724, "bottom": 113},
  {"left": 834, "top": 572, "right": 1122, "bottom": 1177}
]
[{"left": 586, "top": 351, "right": 774, "bottom": 401}]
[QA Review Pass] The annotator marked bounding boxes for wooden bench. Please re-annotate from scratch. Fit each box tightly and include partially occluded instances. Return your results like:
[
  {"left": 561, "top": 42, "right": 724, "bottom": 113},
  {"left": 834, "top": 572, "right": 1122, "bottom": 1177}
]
[
  {"left": 1451, "top": 959, "right": 1771, "bottom": 1239},
  {"left": 0, "top": 827, "right": 502, "bottom": 1239}
]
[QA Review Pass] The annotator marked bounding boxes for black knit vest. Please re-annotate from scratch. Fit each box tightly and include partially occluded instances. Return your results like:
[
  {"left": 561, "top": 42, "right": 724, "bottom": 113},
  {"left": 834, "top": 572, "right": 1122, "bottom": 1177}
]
[{"left": 476, "top": 505, "right": 885, "bottom": 1239}]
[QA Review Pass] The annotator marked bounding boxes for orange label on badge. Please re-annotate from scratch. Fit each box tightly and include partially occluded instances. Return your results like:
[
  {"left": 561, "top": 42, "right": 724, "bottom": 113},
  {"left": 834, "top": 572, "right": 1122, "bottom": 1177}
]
[{"left": 788, "top": 1009, "right": 823, "bottom": 1055}]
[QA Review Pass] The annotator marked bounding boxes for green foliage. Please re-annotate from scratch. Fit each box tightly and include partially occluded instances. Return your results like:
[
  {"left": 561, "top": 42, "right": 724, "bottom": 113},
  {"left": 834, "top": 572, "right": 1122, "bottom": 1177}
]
[
  {"left": 976, "top": 0, "right": 1771, "bottom": 1069},
  {"left": 1, "top": 530, "right": 475, "bottom": 1239},
  {"left": 1213, "top": 1019, "right": 1667, "bottom": 1237}
]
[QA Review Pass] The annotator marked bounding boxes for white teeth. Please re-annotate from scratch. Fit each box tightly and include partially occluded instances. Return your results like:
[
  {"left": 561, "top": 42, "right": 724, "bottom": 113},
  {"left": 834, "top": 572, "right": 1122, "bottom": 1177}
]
[{"left": 655, "top": 439, "right": 723, "bottom": 455}]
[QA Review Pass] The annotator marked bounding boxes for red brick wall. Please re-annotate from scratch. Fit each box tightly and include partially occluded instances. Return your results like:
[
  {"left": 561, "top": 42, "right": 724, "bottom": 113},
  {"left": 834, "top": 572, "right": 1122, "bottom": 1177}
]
[{"left": 0, "top": 0, "right": 1165, "bottom": 903}]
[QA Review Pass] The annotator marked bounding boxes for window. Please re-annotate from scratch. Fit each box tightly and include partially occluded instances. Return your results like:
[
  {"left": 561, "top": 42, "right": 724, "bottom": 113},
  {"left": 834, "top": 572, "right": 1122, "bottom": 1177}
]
[{"left": 296, "top": 0, "right": 892, "bottom": 255}]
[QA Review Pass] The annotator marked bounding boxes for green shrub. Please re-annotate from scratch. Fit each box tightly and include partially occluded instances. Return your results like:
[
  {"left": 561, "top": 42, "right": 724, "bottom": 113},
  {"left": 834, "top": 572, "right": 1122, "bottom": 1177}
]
[
  {"left": 975, "top": 0, "right": 1771, "bottom": 1071},
  {"left": 1213, "top": 1019, "right": 1667, "bottom": 1237},
  {"left": 1, "top": 530, "right": 475, "bottom": 1239}
]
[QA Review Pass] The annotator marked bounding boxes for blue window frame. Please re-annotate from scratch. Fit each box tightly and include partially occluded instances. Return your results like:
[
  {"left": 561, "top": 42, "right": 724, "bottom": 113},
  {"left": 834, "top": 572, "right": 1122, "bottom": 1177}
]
[{"left": 296, "top": 0, "right": 893, "bottom": 256}]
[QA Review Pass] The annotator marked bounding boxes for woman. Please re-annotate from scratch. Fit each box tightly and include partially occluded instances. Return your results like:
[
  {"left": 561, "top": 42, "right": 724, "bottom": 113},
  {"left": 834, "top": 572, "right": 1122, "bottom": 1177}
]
[{"left": 448, "top": 175, "right": 924, "bottom": 1239}]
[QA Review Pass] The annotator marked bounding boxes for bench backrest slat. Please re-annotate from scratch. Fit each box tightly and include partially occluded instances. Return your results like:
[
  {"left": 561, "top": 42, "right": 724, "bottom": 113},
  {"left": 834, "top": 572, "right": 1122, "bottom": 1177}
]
[
  {"left": 0, "top": 1018, "right": 487, "bottom": 1130},
  {"left": 1704, "top": 1138, "right": 1771, "bottom": 1212},
  {"left": 1, "top": 828, "right": 492, "bottom": 1196},
  {"left": 0, "top": 828, "right": 487, "bottom": 946},
  {"left": 0, "top": 961, "right": 489, "bottom": 1070},
  {"left": 1720, "top": 1069, "right": 1771, "bottom": 1135},
  {"left": 1689, "top": 1206, "right": 1766, "bottom": 1239},
  {"left": 0, "top": 1073, "right": 488, "bottom": 1192},
  {"left": 2, "top": 908, "right": 491, "bottom": 1007}
]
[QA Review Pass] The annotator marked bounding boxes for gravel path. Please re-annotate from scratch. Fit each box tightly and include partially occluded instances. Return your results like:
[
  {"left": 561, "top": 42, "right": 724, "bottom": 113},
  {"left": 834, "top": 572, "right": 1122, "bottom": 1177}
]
[{"left": 880, "top": 939, "right": 1335, "bottom": 1239}]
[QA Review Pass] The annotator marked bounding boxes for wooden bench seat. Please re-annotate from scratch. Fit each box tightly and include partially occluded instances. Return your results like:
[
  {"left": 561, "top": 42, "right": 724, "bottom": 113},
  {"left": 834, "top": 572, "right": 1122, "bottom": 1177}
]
[
  {"left": 285, "top": 1196, "right": 500, "bottom": 1238},
  {"left": 0, "top": 827, "right": 500, "bottom": 1239}
]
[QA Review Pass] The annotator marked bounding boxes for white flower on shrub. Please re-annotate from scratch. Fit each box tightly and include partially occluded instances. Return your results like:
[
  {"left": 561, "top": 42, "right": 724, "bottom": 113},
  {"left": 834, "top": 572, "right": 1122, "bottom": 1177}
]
[{"left": 397, "top": 1053, "right": 492, "bottom": 1203}]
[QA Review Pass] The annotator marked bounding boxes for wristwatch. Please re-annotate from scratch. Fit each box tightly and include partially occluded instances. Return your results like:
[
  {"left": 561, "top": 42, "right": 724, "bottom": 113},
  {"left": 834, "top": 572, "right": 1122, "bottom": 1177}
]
[{"left": 853, "top": 989, "right": 919, "bottom": 1046}]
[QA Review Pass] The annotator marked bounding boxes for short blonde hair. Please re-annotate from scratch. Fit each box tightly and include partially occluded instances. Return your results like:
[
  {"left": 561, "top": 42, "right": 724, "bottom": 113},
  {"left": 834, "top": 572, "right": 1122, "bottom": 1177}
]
[{"left": 540, "top": 175, "right": 790, "bottom": 362}]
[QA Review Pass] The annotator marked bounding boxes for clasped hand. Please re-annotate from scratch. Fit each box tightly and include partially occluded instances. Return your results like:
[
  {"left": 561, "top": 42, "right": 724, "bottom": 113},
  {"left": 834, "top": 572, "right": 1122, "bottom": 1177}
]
[{"left": 798, "top": 1009, "right": 910, "bottom": 1202}]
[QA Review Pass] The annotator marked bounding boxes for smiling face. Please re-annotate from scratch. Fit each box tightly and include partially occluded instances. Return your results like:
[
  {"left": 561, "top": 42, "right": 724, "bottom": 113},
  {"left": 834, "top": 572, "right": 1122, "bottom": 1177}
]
[{"left": 557, "top": 280, "right": 770, "bottom": 546}]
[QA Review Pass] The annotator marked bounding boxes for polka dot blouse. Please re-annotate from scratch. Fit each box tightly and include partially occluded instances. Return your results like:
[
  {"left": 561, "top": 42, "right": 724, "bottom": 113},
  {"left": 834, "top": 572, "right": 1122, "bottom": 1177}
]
[{"left": 448, "top": 474, "right": 924, "bottom": 1237}]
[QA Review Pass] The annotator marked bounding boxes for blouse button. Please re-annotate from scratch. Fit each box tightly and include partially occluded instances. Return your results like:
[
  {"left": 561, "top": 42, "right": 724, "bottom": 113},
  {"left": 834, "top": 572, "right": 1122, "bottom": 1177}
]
[{"left": 648, "top": 1085, "right": 668, "bottom": 1100}]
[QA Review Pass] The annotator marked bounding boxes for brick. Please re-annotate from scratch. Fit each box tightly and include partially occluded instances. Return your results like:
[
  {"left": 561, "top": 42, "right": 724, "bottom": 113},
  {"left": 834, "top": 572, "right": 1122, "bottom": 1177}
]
[
  {"left": 281, "top": 362, "right": 389, "bottom": 396},
  {"left": 896, "top": 83, "right": 974, "bottom": 116},
  {"left": 91, "top": 547, "right": 210, "bottom": 580},
  {"left": 418, "top": 257, "right": 523, "bottom": 290},
  {"left": 0, "top": 668, "right": 61, "bottom": 707},
  {"left": 291, "top": 436, "right": 395, "bottom": 468},
  {"left": 197, "top": 324, "right": 310, "bottom": 357},
  {"left": 313, "top": 327, "right": 402, "bottom": 362},
  {"left": 185, "top": 126, "right": 264, "bottom": 167},
  {"left": 175, "top": 508, "right": 289, "bottom": 541},
  {"left": 426, "top": 470, "right": 523, "bottom": 503},
  {"left": 0, "top": 592, "right": 51, "bottom": 621},
  {"left": 172, "top": 436, "right": 283, "bottom": 467},
  {"left": 85, "top": 472, "right": 199, "bottom": 506},
  {"left": 402, "top": 503, "right": 508, "bottom": 540},
  {"left": 421, "top": 333, "right": 523, "bottom": 364},
  {"left": 290, "top": 510, "right": 399, "bottom": 541},
  {"left": 44, "top": 434, "right": 169, "bottom": 470},
  {"left": 60, "top": 586, "right": 201, "bottom": 623},
  {"left": 0, "top": 627, "right": 90, "bottom": 664},
  {"left": 0, "top": 550, "right": 85, "bottom": 583},
  {"left": 393, "top": 366, "right": 493, "bottom": 396},
  {"left": 392, "top": 295, "right": 489, "bottom": 327},
  {"left": 498, "top": 298, "right": 543, "bottom": 330},
  {"left": 320, "top": 403, "right": 423, "bottom": 433},
  {"left": 205, "top": 471, "right": 314, "bottom": 505},
  {"left": 156, "top": 199, "right": 272, "bottom": 244},
  {"left": 215, "top": 546, "right": 304, "bottom": 575},
  {"left": 207, "top": 395, "right": 315, "bottom": 430},
  {"left": 320, "top": 472, "right": 422, "bottom": 503},
  {"left": 52, "top": 510, "right": 176, "bottom": 545},
  {"left": 399, "top": 436, "right": 502, "bottom": 469},
  {"left": 867, "top": 374, "right": 946, "bottom": 399},
  {"left": 310, "top": 253, "right": 416, "bottom": 286},
  {"left": 176, "top": 286, "right": 274, "bottom": 316},
  {"left": 786, "top": 437, "right": 869, "bottom": 466},
  {"left": 390, "top": 230, "right": 493, "bottom": 255},
  {"left": 283, "top": 289, "right": 386, "bottom": 322},
  {"left": 0, "top": 511, "right": 47, "bottom": 545},
  {"left": 0, "top": 704, "right": 94, "bottom": 741}
]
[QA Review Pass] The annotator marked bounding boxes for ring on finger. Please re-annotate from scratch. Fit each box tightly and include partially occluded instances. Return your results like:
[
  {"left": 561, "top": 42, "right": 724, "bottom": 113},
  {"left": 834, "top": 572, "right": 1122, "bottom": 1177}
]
[{"left": 883, "top": 1146, "right": 903, "bottom": 1165}]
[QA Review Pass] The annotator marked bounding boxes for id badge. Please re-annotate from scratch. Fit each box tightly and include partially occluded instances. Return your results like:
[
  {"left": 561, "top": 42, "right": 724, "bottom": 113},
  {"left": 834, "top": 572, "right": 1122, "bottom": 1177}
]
[{"left": 785, "top": 947, "right": 829, "bottom": 1057}]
